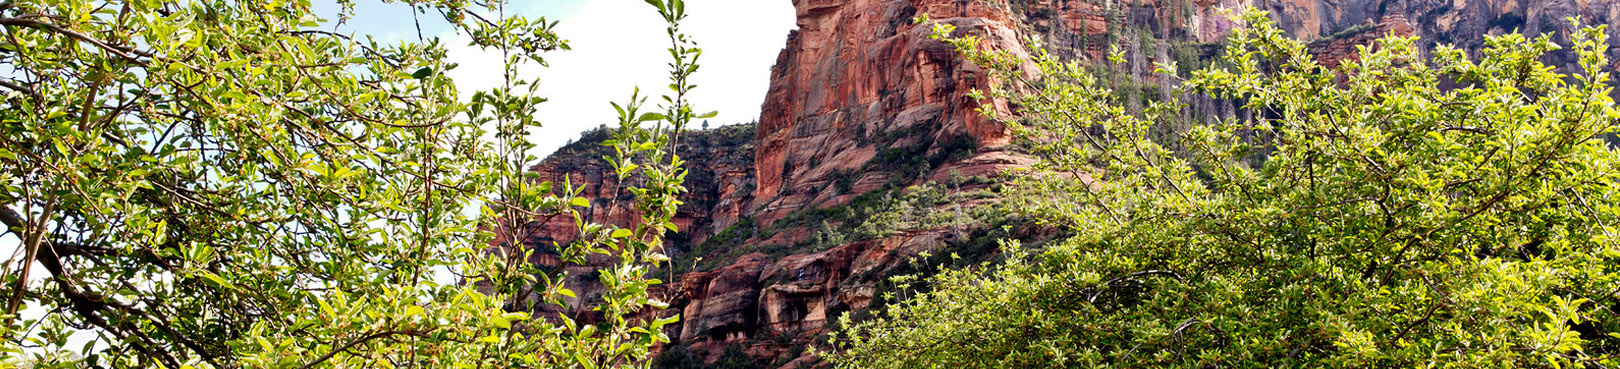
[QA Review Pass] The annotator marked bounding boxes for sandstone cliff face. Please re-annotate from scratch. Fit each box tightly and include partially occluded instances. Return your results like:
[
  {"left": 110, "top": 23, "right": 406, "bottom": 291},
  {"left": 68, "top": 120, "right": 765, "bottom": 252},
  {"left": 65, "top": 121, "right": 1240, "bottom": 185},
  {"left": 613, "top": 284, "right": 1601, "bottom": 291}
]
[
  {"left": 1258, "top": 0, "right": 1620, "bottom": 71},
  {"left": 662, "top": 228, "right": 974, "bottom": 367},
  {"left": 753, "top": 0, "right": 1038, "bottom": 227},
  {"left": 1306, "top": 14, "right": 1417, "bottom": 69},
  {"left": 1269, "top": 0, "right": 1618, "bottom": 50},
  {"left": 508, "top": 124, "right": 755, "bottom": 319},
  {"left": 511, "top": 0, "right": 1620, "bottom": 367},
  {"left": 530, "top": 124, "right": 756, "bottom": 250}
]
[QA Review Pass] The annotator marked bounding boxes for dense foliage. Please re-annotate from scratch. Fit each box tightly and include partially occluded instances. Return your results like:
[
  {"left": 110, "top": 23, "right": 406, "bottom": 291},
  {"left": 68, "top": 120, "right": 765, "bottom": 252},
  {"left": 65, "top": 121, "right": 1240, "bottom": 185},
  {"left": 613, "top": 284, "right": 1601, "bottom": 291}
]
[
  {"left": 0, "top": 0, "right": 704, "bottom": 367},
  {"left": 828, "top": 9, "right": 1620, "bottom": 368}
]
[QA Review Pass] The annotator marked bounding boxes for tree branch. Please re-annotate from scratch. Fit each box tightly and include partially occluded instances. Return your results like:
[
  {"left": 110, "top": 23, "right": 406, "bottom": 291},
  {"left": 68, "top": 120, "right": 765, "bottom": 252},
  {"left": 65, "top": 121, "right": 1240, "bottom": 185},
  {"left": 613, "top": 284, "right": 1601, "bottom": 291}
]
[
  {"left": 300, "top": 329, "right": 421, "bottom": 369},
  {"left": 0, "top": 17, "right": 149, "bottom": 65},
  {"left": 2, "top": 194, "right": 54, "bottom": 324},
  {"left": 0, "top": 77, "right": 36, "bottom": 99},
  {"left": 0, "top": 206, "right": 184, "bottom": 367}
]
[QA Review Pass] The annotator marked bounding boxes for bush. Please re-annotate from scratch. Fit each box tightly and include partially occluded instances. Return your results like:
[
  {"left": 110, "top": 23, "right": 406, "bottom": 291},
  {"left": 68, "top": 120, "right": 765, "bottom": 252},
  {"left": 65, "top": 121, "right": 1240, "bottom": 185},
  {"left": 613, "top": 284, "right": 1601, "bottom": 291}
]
[{"left": 828, "top": 10, "right": 1620, "bottom": 368}]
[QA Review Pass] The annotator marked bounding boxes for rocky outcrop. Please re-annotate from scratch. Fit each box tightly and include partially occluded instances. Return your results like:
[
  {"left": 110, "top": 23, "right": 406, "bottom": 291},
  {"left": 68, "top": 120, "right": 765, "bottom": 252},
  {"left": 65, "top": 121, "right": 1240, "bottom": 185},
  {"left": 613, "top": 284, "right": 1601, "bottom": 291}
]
[
  {"left": 660, "top": 229, "right": 964, "bottom": 367},
  {"left": 753, "top": 0, "right": 1037, "bottom": 227},
  {"left": 504, "top": 124, "right": 755, "bottom": 320},
  {"left": 532, "top": 124, "right": 755, "bottom": 250},
  {"left": 1275, "top": 0, "right": 1618, "bottom": 49},
  {"left": 679, "top": 253, "right": 773, "bottom": 342},
  {"left": 1261, "top": 0, "right": 1620, "bottom": 72},
  {"left": 1307, "top": 15, "right": 1418, "bottom": 69}
]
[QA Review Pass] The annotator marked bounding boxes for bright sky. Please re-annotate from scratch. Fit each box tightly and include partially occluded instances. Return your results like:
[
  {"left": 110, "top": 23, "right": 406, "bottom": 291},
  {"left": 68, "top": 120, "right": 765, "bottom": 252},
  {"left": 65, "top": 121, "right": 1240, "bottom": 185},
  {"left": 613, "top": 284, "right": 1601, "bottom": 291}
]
[
  {"left": 318, "top": 0, "right": 798, "bottom": 155},
  {"left": 2, "top": 0, "right": 796, "bottom": 355}
]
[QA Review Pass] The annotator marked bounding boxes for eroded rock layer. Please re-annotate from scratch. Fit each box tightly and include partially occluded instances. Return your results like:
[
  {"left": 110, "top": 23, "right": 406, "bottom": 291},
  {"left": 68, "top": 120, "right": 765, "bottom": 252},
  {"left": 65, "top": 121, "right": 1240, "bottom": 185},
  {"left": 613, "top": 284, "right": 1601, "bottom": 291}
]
[{"left": 753, "top": 0, "right": 1038, "bottom": 227}]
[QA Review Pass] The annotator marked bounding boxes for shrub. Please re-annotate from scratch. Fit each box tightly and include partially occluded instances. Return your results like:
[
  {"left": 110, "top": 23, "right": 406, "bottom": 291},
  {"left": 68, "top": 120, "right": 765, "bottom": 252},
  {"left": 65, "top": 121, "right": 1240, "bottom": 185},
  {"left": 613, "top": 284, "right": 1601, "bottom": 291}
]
[{"left": 828, "top": 10, "right": 1620, "bottom": 368}]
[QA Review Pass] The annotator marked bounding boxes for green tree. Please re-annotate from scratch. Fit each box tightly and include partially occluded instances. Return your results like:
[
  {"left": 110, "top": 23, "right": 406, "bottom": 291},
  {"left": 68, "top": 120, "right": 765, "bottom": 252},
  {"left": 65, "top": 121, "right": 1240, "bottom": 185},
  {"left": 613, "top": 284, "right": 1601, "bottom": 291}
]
[
  {"left": 0, "top": 0, "right": 705, "bottom": 367},
  {"left": 828, "top": 10, "right": 1620, "bottom": 368}
]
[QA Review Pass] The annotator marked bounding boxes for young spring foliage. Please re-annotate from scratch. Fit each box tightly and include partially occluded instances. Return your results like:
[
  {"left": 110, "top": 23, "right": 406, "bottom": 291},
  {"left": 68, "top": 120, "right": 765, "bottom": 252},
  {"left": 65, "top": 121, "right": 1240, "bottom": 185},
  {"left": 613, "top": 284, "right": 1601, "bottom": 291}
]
[
  {"left": 828, "top": 9, "right": 1620, "bottom": 368},
  {"left": 0, "top": 0, "right": 702, "bottom": 367}
]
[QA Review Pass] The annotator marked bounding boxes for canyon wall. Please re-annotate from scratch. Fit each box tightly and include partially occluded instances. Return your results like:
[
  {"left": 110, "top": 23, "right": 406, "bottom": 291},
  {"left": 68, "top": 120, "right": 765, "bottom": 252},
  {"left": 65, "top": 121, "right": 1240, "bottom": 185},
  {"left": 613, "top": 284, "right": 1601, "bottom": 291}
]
[
  {"left": 506, "top": 124, "right": 756, "bottom": 320},
  {"left": 752, "top": 0, "right": 1037, "bottom": 227},
  {"left": 527, "top": 124, "right": 755, "bottom": 253},
  {"left": 512, "top": 0, "right": 1620, "bottom": 367}
]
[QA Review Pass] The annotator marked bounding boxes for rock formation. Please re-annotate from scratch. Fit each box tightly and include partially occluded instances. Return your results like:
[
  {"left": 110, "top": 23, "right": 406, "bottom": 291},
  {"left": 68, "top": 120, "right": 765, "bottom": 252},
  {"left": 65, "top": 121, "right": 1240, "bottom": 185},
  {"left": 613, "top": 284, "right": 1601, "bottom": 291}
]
[
  {"left": 752, "top": 0, "right": 1038, "bottom": 227},
  {"left": 1306, "top": 14, "right": 1417, "bottom": 69},
  {"left": 505, "top": 124, "right": 755, "bottom": 320}
]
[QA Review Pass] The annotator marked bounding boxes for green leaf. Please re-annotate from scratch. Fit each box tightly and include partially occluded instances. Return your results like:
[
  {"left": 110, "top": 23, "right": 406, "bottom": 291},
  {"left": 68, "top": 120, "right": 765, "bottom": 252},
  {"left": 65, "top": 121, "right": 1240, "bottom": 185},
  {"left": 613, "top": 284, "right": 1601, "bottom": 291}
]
[
  {"left": 611, "top": 229, "right": 633, "bottom": 239},
  {"left": 197, "top": 272, "right": 233, "bottom": 290},
  {"left": 570, "top": 197, "right": 590, "bottom": 208},
  {"left": 260, "top": 147, "right": 281, "bottom": 166},
  {"left": 412, "top": 67, "right": 433, "bottom": 79},
  {"left": 573, "top": 352, "right": 598, "bottom": 369},
  {"left": 637, "top": 112, "right": 667, "bottom": 122},
  {"left": 503, "top": 312, "right": 531, "bottom": 322},
  {"left": 317, "top": 298, "right": 334, "bottom": 317}
]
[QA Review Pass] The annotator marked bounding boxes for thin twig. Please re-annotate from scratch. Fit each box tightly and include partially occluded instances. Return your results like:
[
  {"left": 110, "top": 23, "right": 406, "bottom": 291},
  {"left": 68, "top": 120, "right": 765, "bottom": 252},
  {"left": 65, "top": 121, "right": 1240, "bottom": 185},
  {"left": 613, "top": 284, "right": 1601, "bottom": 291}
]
[{"left": 0, "top": 17, "right": 149, "bottom": 65}]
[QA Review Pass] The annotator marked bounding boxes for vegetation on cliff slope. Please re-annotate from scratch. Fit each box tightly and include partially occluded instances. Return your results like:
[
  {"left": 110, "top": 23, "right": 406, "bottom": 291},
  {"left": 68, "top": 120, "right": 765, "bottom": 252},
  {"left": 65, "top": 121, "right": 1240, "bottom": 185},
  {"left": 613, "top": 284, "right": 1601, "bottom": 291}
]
[{"left": 829, "top": 10, "right": 1620, "bottom": 368}]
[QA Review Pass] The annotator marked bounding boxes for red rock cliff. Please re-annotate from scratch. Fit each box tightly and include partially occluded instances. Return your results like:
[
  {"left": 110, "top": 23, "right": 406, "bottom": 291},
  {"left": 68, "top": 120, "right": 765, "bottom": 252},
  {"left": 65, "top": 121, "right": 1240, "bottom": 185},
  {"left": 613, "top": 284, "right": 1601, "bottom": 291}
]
[
  {"left": 503, "top": 124, "right": 756, "bottom": 320},
  {"left": 753, "top": 0, "right": 1038, "bottom": 227}
]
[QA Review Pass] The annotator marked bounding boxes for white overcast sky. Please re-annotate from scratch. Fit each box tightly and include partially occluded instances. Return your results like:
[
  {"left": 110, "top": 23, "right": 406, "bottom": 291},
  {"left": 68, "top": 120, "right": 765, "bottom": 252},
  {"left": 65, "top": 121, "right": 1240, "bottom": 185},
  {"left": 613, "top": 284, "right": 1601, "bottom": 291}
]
[{"left": 320, "top": 0, "right": 798, "bottom": 155}]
